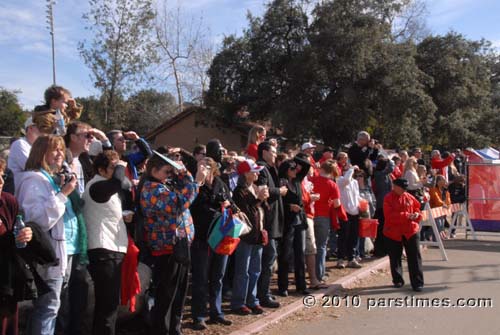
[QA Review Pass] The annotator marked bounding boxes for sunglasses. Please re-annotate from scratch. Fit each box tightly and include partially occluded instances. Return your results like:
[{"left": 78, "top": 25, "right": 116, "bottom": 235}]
[{"left": 77, "top": 132, "right": 94, "bottom": 139}]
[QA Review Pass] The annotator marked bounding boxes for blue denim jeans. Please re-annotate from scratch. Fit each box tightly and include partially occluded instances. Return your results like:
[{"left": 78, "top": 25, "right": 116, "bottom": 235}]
[
  {"left": 57, "top": 254, "right": 90, "bottom": 335},
  {"left": 257, "top": 238, "right": 277, "bottom": 301},
  {"left": 357, "top": 237, "right": 366, "bottom": 258},
  {"left": 191, "top": 240, "right": 229, "bottom": 321},
  {"left": 314, "top": 216, "right": 331, "bottom": 281},
  {"left": 328, "top": 229, "right": 338, "bottom": 256},
  {"left": 231, "top": 241, "right": 263, "bottom": 309},
  {"left": 28, "top": 276, "right": 64, "bottom": 335}
]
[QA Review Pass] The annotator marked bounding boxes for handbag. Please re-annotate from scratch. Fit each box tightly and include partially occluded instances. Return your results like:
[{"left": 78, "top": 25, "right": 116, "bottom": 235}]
[
  {"left": 173, "top": 201, "right": 191, "bottom": 265},
  {"left": 232, "top": 211, "right": 252, "bottom": 236},
  {"left": 208, "top": 208, "right": 245, "bottom": 255},
  {"left": 173, "top": 230, "right": 191, "bottom": 265},
  {"left": 259, "top": 229, "right": 269, "bottom": 246}
]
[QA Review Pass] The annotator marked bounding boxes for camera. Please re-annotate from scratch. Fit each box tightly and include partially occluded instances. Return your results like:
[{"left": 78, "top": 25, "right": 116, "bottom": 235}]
[{"left": 53, "top": 164, "right": 76, "bottom": 187}]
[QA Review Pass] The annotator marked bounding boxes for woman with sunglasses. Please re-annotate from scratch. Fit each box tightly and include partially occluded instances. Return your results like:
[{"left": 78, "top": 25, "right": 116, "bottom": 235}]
[
  {"left": 17, "top": 135, "right": 78, "bottom": 335},
  {"left": 277, "top": 156, "right": 311, "bottom": 296}
]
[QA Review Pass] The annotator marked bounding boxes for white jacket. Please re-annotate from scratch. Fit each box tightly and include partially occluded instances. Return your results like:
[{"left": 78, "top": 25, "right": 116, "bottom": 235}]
[
  {"left": 17, "top": 171, "right": 68, "bottom": 279},
  {"left": 337, "top": 168, "right": 361, "bottom": 216},
  {"left": 82, "top": 175, "right": 128, "bottom": 253}
]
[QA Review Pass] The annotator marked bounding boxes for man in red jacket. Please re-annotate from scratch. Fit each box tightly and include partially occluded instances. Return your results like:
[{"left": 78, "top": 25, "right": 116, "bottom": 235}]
[
  {"left": 431, "top": 150, "right": 455, "bottom": 182},
  {"left": 383, "top": 178, "right": 424, "bottom": 292}
]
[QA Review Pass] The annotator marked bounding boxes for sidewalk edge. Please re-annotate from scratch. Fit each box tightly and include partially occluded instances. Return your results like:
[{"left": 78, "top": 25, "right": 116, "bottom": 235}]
[{"left": 229, "top": 257, "right": 390, "bottom": 335}]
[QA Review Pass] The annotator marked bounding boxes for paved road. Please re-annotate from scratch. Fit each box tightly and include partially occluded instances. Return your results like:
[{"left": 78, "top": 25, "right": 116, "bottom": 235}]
[{"left": 264, "top": 237, "right": 500, "bottom": 335}]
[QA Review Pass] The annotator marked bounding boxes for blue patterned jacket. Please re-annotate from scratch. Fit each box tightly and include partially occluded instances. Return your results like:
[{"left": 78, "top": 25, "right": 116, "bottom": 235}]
[{"left": 140, "top": 172, "right": 198, "bottom": 255}]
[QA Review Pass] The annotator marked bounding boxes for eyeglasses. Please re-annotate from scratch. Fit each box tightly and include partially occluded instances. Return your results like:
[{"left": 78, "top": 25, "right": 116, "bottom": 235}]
[
  {"left": 116, "top": 137, "right": 126, "bottom": 142},
  {"left": 289, "top": 165, "right": 297, "bottom": 170},
  {"left": 168, "top": 153, "right": 182, "bottom": 161},
  {"left": 76, "top": 132, "right": 93, "bottom": 139},
  {"left": 196, "top": 152, "right": 206, "bottom": 156}
]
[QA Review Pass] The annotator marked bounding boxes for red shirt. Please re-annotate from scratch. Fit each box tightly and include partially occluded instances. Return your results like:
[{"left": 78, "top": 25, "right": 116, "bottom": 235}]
[
  {"left": 383, "top": 191, "right": 422, "bottom": 241},
  {"left": 301, "top": 182, "right": 314, "bottom": 219},
  {"left": 246, "top": 144, "right": 258, "bottom": 161},
  {"left": 310, "top": 175, "right": 340, "bottom": 217},
  {"left": 431, "top": 155, "right": 455, "bottom": 176},
  {"left": 391, "top": 165, "right": 403, "bottom": 180}
]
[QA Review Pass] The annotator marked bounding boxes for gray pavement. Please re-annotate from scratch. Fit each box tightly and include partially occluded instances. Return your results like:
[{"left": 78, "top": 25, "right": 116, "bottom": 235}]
[{"left": 263, "top": 237, "right": 500, "bottom": 335}]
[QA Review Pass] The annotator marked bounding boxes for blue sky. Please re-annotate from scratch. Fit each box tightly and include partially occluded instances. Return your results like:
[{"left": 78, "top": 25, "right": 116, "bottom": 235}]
[{"left": 1, "top": 0, "right": 499, "bottom": 109}]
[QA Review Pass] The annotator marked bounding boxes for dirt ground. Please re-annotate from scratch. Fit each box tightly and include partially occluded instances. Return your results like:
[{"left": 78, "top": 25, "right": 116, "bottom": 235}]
[{"left": 116, "top": 256, "right": 381, "bottom": 335}]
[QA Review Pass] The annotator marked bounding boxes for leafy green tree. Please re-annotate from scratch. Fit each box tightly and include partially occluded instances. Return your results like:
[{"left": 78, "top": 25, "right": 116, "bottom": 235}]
[
  {"left": 0, "top": 88, "right": 27, "bottom": 136},
  {"left": 206, "top": 0, "right": 497, "bottom": 149},
  {"left": 76, "top": 95, "right": 108, "bottom": 130},
  {"left": 79, "top": 0, "right": 157, "bottom": 128},
  {"left": 416, "top": 32, "right": 495, "bottom": 148}
]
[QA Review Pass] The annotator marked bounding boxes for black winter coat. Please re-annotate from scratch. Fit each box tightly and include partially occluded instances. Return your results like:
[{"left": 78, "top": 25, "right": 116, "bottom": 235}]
[
  {"left": 190, "top": 176, "right": 236, "bottom": 242},
  {"left": 256, "top": 161, "right": 284, "bottom": 239}
]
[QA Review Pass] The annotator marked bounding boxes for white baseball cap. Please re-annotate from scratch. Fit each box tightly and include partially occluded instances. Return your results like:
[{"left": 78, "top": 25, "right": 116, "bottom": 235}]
[
  {"left": 24, "top": 117, "right": 35, "bottom": 129},
  {"left": 301, "top": 142, "right": 317, "bottom": 151}
]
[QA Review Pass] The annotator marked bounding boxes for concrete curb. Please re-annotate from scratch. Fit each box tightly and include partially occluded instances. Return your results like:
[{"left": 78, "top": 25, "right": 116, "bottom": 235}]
[{"left": 229, "top": 257, "right": 390, "bottom": 335}]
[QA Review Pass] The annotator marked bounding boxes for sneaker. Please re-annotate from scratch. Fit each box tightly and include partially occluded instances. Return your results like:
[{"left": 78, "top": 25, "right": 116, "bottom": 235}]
[
  {"left": 250, "top": 305, "right": 264, "bottom": 314},
  {"left": 393, "top": 282, "right": 404, "bottom": 288},
  {"left": 192, "top": 320, "right": 208, "bottom": 331},
  {"left": 347, "top": 260, "right": 362, "bottom": 268},
  {"left": 260, "top": 299, "right": 280, "bottom": 308},
  {"left": 413, "top": 286, "right": 423, "bottom": 292},
  {"left": 208, "top": 316, "right": 232, "bottom": 326},
  {"left": 231, "top": 305, "right": 252, "bottom": 315},
  {"left": 336, "top": 260, "right": 346, "bottom": 269}
]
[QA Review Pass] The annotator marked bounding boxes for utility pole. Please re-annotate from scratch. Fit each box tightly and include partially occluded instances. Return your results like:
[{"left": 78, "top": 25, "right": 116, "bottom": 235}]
[{"left": 46, "top": 0, "right": 56, "bottom": 85}]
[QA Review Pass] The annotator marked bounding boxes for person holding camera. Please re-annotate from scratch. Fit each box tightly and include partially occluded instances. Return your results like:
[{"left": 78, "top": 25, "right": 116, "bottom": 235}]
[
  {"left": 56, "top": 121, "right": 112, "bottom": 335},
  {"left": 190, "top": 157, "right": 236, "bottom": 330},
  {"left": 139, "top": 151, "right": 207, "bottom": 335},
  {"left": 82, "top": 151, "right": 132, "bottom": 335},
  {"left": 17, "top": 135, "right": 78, "bottom": 335},
  {"left": 348, "top": 131, "right": 379, "bottom": 177}
]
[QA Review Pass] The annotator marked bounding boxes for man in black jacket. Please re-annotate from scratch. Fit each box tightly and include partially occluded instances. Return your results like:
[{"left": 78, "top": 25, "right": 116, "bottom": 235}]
[
  {"left": 348, "top": 131, "right": 379, "bottom": 176},
  {"left": 255, "top": 142, "right": 288, "bottom": 308}
]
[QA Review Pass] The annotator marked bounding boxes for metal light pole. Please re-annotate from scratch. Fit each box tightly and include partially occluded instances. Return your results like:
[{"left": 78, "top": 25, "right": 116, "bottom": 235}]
[{"left": 46, "top": 0, "right": 56, "bottom": 85}]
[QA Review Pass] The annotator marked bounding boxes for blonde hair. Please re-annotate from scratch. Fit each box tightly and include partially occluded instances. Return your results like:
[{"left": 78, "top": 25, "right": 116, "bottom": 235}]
[
  {"left": 247, "top": 125, "right": 266, "bottom": 146},
  {"left": 25, "top": 135, "right": 66, "bottom": 174},
  {"left": 337, "top": 151, "right": 348, "bottom": 161},
  {"left": 204, "top": 157, "right": 221, "bottom": 177},
  {"left": 404, "top": 157, "right": 418, "bottom": 172}
]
